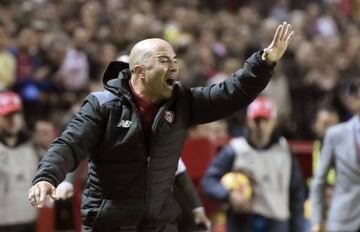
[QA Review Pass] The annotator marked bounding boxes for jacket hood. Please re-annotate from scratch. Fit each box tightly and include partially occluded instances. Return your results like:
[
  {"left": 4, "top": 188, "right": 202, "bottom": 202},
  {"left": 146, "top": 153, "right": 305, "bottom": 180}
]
[
  {"left": 102, "top": 61, "right": 130, "bottom": 85},
  {"left": 102, "top": 61, "right": 132, "bottom": 99}
]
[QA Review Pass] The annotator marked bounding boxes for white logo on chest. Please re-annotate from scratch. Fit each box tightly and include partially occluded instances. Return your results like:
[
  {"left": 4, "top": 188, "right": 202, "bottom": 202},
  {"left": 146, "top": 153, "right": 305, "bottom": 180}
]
[{"left": 117, "top": 120, "right": 132, "bottom": 128}]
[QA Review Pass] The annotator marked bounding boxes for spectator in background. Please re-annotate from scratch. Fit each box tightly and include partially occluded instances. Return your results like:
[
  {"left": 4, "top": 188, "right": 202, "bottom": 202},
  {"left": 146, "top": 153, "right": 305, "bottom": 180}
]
[
  {"left": 0, "top": 92, "right": 38, "bottom": 232},
  {"left": 201, "top": 96, "right": 304, "bottom": 232},
  {"left": 303, "top": 106, "right": 340, "bottom": 230},
  {"left": 311, "top": 79, "right": 360, "bottom": 232},
  {"left": 0, "top": 25, "right": 16, "bottom": 90},
  {"left": 310, "top": 106, "right": 340, "bottom": 186},
  {"left": 12, "top": 28, "right": 41, "bottom": 85},
  {"left": 33, "top": 119, "right": 58, "bottom": 159},
  {"left": 59, "top": 27, "right": 92, "bottom": 92}
]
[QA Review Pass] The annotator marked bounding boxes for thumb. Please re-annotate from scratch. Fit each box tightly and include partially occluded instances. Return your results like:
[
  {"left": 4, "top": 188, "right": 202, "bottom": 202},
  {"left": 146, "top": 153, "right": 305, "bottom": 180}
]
[{"left": 50, "top": 186, "right": 58, "bottom": 200}]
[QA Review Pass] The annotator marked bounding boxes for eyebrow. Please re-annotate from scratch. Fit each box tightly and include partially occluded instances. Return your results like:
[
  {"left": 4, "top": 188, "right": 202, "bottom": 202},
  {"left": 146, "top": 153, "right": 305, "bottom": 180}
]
[{"left": 154, "top": 55, "right": 177, "bottom": 59}]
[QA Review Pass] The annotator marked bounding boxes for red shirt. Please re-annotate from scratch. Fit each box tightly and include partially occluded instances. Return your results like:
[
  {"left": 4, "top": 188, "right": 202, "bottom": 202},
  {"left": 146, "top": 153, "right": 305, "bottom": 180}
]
[{"left": 128, "top": 81, "right": 159, "bottom": 138}]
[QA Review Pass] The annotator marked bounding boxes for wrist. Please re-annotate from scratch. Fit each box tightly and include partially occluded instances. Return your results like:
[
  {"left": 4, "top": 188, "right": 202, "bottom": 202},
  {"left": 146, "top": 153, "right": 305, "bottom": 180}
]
[{"left": 261, "top": 50, "right": 275, "bottom": 65}]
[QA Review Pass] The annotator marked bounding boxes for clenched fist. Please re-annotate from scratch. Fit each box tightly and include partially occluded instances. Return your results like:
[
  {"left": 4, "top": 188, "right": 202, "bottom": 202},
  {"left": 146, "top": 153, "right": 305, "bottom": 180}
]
[{"left": 28, "top": 181, "right": 58, "bottom": 208}]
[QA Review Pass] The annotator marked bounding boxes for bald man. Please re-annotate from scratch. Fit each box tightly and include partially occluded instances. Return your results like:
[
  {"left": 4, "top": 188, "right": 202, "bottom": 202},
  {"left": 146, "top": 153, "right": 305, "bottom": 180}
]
[{"left": 29, "top": 22, "right": 294, "bottom": 231}]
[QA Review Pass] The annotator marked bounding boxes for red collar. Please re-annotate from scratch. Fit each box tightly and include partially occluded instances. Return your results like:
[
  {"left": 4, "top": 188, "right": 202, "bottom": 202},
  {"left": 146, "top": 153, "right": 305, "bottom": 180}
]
[{"left": 128, "top": 80, "right": 158, "bottom": 110}]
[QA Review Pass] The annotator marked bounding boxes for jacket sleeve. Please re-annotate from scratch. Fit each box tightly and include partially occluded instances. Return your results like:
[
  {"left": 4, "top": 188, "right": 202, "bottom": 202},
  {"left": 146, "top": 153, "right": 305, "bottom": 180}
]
[
  {"left": 201, "top": 145, "right": 235, "bottom": 201},
  {"left": 289, "top": 153, "right": 305, "bottom": 232},
  {"left": 32, "top": 94, "right": 106, "bottom": 187},
  {"left": 188, "top": 51, "right": 275, "bottom": 126},
  {"left": 174, "top": 171, "right": 202, "bottom": 210},
  {"left": 310, "top": 129, "right": 335, "bottom": 226}
]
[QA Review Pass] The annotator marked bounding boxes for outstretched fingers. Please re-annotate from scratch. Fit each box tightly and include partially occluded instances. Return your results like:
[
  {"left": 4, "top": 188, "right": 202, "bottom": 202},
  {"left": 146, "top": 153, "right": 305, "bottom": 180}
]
[
  {"left": 279, "top": 22, "right": 287, "bottom": 41},
  {"left": 284, "top": 23, "right": 292, "bottom": 40},
  {"left": 281, "top": 22, "right": 293, "bottom": 42},
  {"left": 285, "top": 30, "right": 294, "bottom": 42},
  {"left": 280, "top": 22, "right": 291, "bottom": 41},
  {"left": 273, "top": 24, "right": 283, "bottom": 42},
  {"left": 264, "top": 21, "right": 294, "bottom": 62}
]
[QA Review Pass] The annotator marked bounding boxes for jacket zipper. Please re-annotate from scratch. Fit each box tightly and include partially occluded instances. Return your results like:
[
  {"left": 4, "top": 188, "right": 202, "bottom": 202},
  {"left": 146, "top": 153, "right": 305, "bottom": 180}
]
[
  {"left": 117, "top": 89, "right": 151, "bottom": 211},
  {"left": 146, "top": 99, "right": 175, "bottom": 216},
  {"left": 145, "top": 156, "right": 151, "bottom": 210}
]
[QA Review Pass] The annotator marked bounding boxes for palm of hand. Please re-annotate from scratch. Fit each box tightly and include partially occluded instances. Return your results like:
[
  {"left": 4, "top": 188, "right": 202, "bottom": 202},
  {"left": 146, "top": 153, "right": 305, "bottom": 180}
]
[{"left": 264, "top": 22, "right": 294, "bottom": 63}]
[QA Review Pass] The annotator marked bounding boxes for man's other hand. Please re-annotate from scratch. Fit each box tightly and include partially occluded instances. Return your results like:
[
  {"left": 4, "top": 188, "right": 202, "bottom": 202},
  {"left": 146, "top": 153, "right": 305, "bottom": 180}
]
[
  {"left": 56, "top": 181, "right": 74, "bottom": 200},
  {"left": 193, "top": 207, "right": 211, "bottom": 231}
]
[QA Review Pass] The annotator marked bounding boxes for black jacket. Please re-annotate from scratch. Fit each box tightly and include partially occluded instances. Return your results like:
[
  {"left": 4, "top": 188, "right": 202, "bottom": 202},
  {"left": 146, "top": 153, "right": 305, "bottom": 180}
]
[{"left": 33, "top": 51, "right": 274, "bottom": 230}]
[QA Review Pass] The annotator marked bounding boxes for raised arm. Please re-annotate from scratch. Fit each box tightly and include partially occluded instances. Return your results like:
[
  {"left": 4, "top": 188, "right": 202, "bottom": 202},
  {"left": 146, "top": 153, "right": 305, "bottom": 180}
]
[{"left": 188, "top": 22, "right": 294, "bottom": 125}]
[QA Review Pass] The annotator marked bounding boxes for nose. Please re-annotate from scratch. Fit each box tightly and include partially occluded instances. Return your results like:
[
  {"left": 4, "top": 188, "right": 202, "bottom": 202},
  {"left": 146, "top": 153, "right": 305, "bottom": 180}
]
[{"left": 168, "top": 60, "right": 178, "bottom": 73}]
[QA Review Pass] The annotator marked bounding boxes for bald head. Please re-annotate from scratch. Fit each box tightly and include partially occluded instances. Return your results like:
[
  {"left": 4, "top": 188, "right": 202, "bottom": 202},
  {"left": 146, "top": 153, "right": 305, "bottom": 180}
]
[
  {"left": 128, "top": 38, "right": 178, "bottom": 103},
  {"left": 129, "top": 38, "right": 174, "bottom": 71}
]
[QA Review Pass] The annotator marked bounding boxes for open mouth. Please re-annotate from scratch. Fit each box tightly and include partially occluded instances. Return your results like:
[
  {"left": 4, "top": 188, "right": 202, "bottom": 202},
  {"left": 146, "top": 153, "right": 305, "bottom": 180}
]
[{"left": 165, "top": 78, "right": 176, "bottom": 87}]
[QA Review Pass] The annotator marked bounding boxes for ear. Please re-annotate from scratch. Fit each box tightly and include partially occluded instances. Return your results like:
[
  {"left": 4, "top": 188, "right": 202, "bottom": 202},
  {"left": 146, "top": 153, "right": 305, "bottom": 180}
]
[{"left": 133, "top": 65, "right": 146, "bottom": 80}]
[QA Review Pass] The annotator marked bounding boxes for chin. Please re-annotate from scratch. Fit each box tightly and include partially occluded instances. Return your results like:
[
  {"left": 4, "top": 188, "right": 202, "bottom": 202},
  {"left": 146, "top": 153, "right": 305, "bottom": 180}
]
[
  {"left": 162, "top": 88, "right": 174, "bottom": 98},
  {"left": 162, "top": 92, "right": 172, "bottom": 99}
]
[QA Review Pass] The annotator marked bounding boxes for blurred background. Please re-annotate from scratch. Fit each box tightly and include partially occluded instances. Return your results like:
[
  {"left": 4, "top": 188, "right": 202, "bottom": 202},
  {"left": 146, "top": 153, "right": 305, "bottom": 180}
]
[{"left": 0, "top": 0, "right": 359, "bottom": 231}]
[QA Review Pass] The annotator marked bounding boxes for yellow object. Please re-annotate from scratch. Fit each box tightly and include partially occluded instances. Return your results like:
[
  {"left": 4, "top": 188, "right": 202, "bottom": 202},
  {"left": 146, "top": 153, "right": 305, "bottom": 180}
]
[
  {"left": 221, "top": 172, "right": 252, "bottom": 200},
  {"left": 313, "top": 140, "right": 336, "bottom": 185},
  {"left": 304, "top": 198, "right": 311, "bottom": 219}
]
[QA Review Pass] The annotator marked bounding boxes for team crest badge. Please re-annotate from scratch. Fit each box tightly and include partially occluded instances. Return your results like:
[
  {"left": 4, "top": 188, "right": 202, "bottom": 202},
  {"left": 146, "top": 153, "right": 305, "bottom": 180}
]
[{"left": 164, "top": 111, "right": 175, "bottom": 123}]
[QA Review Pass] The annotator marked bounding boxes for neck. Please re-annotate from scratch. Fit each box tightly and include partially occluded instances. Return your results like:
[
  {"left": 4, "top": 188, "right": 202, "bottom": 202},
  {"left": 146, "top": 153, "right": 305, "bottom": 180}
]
[
  {"left": 1, "top": 133, "right": 18, "bottom": 147},
  {"left": 130, "top": 77, "right": 159, "bottom": 103},
  {"left": 250, "top": 134, "right": 271, "bottom": 148}
]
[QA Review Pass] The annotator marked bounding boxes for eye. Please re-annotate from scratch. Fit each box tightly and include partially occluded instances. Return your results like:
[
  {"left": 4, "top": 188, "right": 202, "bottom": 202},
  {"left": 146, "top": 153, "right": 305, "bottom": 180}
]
[{"left": 158, "top": 57, "right": 169, "bottom": 63}]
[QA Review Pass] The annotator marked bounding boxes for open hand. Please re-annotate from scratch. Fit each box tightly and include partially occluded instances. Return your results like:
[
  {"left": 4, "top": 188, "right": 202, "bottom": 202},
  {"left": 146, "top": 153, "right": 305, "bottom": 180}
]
[
  {"left": 263, "top": 21, "right": 294, "bottom": 63},
  {"left": 28, "top": 181, "right": 58, "bottom": 208}
]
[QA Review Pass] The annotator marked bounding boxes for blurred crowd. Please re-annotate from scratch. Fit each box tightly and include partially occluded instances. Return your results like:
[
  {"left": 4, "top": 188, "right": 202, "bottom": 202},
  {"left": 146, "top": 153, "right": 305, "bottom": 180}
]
[{"left": 0, "top": 0, "right": 359, "bottom": 139}]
